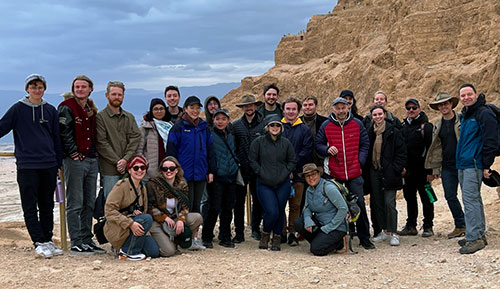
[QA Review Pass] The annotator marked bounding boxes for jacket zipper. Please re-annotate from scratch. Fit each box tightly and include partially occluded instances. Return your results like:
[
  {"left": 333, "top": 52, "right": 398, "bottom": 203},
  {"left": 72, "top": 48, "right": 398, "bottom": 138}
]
[{"left": 341, "top": 124, "right": 348, "bottom": 180}]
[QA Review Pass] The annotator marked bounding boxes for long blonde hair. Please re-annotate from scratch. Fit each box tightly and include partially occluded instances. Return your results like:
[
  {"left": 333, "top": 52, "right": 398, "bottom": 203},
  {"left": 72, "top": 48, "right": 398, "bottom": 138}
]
[{"left": 158, "top": 156, "right": 188, "bottom": 188}]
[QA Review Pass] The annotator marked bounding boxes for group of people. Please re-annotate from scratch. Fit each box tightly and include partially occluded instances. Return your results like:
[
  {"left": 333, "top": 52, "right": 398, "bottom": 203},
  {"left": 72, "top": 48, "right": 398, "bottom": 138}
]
[{"left": 0, "top": 74, "right": 496, "bottom": 260}]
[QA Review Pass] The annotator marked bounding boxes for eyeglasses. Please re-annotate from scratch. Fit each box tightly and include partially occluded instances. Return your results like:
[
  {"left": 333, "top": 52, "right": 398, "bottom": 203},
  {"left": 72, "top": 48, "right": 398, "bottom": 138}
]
[
  {"left": 28, "top": 86, "right": 45, "bottom": 91},
  {"left": 406, "top": 106, "right": 419, "bottom": 111},
  {"left": 152, "top": 107, "right": 165, "bottom": 112},
  {"left": 161, "top": 166, "right": 177, "bottom": 172},
  {"left": 268, "top": 123, "right": 282, "bottom": 128},
  {"left": 132, "top": 165, "right": 147, "bottom": 171}
]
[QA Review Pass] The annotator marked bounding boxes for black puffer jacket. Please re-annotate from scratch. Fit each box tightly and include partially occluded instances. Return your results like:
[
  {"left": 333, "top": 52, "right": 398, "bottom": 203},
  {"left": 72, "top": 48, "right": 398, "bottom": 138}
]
[
  {"left": 401, "top": 112, "right": 433, "bottom": 176},
  {"left": 231, "top": 112, "right": 266, "bottom": 179},
  {"left": 367, "top": 121, "right": 407, "bottom": 190},
  {"left": 249, "top": 132, "right": 296, "bottom": 187}
]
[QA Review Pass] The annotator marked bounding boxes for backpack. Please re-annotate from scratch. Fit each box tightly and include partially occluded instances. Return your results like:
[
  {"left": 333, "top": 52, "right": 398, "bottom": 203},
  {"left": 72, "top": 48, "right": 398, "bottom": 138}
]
[
  {"left": 321, "top": 179, "right": 360, "bottom": 223},
  {"left": 474, "top": 98, "right": 500, "bottom": 156}
]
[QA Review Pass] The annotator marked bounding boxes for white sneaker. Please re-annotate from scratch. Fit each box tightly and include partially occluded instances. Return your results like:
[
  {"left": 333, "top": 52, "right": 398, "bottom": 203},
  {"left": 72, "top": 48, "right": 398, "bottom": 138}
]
[
  {"left": 35, "top": 242, "right": 53, "bottom": 259},
  {"left": 390, "top": 235, "right": 400, "bottom": 246},
  {"left": 188, "top": 238, "right": 206, "bottom": 251},
  {"left": 44, "top": 241, "right": 64, "bottom": 256},
  {"left": 372, "top": 231, "right": 389, "bottom": 243},
  {"left": 118, "top": 249, "right": 146, "bottom": 261}
]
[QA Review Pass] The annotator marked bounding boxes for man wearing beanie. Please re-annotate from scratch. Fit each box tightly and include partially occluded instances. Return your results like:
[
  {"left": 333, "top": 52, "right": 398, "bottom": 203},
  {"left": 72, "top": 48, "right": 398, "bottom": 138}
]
[
  {"left": 0, "top": 74, "right": 63, "bottom": 258},
  {"left": 96, "top": 81, "right": 141, "bottom": 199},
  {"left": 58, "top": 75, "right": 105, "bottom": 255}
]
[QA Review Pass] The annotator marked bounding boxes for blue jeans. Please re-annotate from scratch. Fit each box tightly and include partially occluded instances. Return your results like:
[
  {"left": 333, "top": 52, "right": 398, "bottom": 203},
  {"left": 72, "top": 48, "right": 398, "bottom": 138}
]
[
  {"left": 64, "top": 157, "right": 99, "bottom": 246},
  {"left": 441, "top": 168, "right": 465, "bottom": 228},
  {"left": 458, "top": 168, "right": 486, "bottom": 241},
  {"left": 101, "top": 175, "right": 121, "bottom": 199},
  {"left": 121, "top": 214, "right": 159, "bottom": 257},
  {"left": 256, "top": 178, "right": 291, "bottom": 235}
]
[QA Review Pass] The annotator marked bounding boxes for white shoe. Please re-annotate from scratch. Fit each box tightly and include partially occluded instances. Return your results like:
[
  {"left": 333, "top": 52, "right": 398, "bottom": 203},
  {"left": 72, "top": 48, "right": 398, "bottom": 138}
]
[
  {"left": 118, "top": 249, "right": 146, "bottom": 261},
  {"left": 44, "top": 241, "right": 64, "bottom": 256},
  {"left": 35, "top": 242, "right": 53, "bottom": 259},
  {"left": 188, "top": 238, "right": 206, "bottom": 251},
  {"left": 372, "top": 231, "right": 389, "bottom": 243},
  {"left": 390, "top": 235, "right": 400, "bottom": 246}
]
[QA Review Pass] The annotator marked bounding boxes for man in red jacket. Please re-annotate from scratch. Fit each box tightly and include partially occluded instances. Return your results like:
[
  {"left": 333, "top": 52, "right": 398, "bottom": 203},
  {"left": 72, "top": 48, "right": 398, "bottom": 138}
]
[{"left": 315, "top": 97, "right": 374, "bottom": 249}]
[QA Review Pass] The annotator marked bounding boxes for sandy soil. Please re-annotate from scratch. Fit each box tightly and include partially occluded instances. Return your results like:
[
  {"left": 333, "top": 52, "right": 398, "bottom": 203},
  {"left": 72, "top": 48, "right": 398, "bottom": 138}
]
[{"left": 0, "top": 160, "right": 500, "bottom": 288}]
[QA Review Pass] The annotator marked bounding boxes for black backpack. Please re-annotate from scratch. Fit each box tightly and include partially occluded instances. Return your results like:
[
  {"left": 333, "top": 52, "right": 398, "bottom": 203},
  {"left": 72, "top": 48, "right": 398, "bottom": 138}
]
[
  {"left": 474, "top": 95, "right": 500, "bottom": 156},
  {"left": 321, "top": 179, "right": 361, "bottom": 223}
]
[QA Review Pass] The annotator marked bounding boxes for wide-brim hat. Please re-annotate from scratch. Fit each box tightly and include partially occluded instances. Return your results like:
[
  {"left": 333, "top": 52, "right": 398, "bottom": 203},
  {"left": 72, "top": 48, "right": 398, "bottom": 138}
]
[
  {"left": 429, "top": 92, "right": 459, "bottom": 110},
  {"left": 298, "top": 163, "right": 323, "bottom": 178},
  {"left": 483, "top": 170, "right": 500, "bottom": 187},
  {"left": 161, "top": 223, "right": 193, "bottom": 248},
  {"left": 236, "top": 94, "right": 263, "bottom": 107}
]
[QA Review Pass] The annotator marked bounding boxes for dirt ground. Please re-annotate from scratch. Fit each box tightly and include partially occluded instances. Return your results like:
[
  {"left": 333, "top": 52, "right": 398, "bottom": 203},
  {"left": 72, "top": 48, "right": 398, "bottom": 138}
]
[{"left": 1, "top": 161, "right": 500, "bottom": 288}]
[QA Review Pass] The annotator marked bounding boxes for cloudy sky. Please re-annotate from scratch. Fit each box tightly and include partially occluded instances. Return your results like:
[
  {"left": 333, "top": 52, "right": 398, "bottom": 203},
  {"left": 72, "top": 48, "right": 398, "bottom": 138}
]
[{"left": 0, "top": 0, "right": 335, "bottom": 93}]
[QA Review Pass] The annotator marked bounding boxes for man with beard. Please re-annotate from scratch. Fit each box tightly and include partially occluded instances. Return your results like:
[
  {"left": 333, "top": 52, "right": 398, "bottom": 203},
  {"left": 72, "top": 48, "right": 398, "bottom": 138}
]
[
  {"left": 96, "top": 81, "right": 141, "bottom": 198},
  {"left": 58, "top": 75, "right": 105, "bottom": 255},
  {"left": 300, "top": 95, "right": 328, "bottom": 167},
  {"left": 257, "top": 83, "right": 283, "bottom": 119},
  {"left": 398, "top": 99, "right": 434, "bottom": 237},
  {"left": 231, "top": 94, "right": 266, "bottom": 242},
  {"left": 164, "top": 85, "right": 183, "bottom": 123},
  {"left": 316, "top": 97, "right": 374, "bottom": 249}
]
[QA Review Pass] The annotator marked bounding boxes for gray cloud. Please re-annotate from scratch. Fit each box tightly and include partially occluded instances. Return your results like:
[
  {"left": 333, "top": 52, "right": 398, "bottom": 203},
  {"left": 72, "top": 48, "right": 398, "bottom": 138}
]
[{"left": 0, "top": 0, "right": 335, "bottom": 92}]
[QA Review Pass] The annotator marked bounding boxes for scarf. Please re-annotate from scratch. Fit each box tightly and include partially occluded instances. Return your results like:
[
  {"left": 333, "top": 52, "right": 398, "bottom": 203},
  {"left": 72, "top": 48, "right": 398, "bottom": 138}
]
[
  {"left": 303, "top": 113, "right": 316, "bottom": 132},
  {"left": 181, "top": 112, "right": 200, "bottom": 126},
  {"left": 372, "top": 121, "right": 386, "bottom": 169}
]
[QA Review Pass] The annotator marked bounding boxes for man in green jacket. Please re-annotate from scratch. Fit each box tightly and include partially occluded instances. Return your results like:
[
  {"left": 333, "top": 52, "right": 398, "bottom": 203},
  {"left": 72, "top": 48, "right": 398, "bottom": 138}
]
[{"left": 96, "top": 81, "right": 141, "bottom": 198}]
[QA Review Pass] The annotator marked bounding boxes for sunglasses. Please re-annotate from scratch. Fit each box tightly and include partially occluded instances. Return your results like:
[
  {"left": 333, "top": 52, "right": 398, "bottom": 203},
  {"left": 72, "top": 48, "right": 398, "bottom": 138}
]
[
  {"left": 406, "top": 106, "right": 419, "bottom": 111},
  {"left": 161, "top": 166, "right": 177, "bottom": 172},
  {"left": 132, "top": 165, "right": 147, "bottom": 171},
  {"left": 268, "top": 123, "right": 282, "bottom": 128}
]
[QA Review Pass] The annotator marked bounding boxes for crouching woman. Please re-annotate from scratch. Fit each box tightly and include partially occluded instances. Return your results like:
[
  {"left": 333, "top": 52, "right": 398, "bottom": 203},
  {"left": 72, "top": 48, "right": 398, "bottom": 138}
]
[
  {"left": 104, "top": 156, "right": 160, "bottom": 260},
  {"left": 294, "top": 163, "right": 348, "bottom": 256}
]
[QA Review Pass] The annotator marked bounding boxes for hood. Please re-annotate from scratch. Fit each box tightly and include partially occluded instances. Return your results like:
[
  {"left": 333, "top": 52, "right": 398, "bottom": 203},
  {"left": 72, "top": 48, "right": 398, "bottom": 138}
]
[
  {"left": 19, "top": 96, "right": 48, "bottom": 123},
  {"left": 404, "top": 111, "right": 429, "bottom": 126},
  {"left": 462, "top": 93, "right": 487, "bottom": 118},
  {"left": 204, "top": 96, "right": 221, "bottom": 125},
  {"left": 328, "top": 110, "right": 353, "bottom": 126}
]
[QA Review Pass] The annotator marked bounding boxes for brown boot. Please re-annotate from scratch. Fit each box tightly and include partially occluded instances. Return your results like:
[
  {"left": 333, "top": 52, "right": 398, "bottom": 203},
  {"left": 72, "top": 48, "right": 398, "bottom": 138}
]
[
  {"left": 259, "top": 232, "right": 271, "bottom": 249},
  {"left": 271, "top": 234, "right": 281, "bottom": 251}
]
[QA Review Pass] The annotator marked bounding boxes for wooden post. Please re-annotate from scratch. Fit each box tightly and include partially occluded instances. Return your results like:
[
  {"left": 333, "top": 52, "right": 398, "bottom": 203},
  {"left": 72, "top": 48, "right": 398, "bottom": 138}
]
[
  {"left": 58, "top": 170, "right": 68, "bottom": 251},
  {"left": 246, "top": 185, "right": 251, "bottom": 226}
]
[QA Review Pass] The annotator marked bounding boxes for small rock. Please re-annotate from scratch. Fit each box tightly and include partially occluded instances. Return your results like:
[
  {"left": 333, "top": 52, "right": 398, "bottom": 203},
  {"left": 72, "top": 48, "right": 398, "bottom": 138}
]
[
  {"left": 311, "top": 278, "right": 320, "bottom": 284},
  {"left": 122, "top": 276, "right": 128, "bottom": 280},
  {"left": 438, "top": 258, "right": 447, "bottom": 263}
]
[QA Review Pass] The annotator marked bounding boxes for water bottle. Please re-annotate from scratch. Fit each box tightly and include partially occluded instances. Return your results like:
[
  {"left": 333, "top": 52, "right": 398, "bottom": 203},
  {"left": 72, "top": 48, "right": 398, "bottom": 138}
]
[
  {"left": 290, "top": 181, "right": 295, "bottom": 198},
  {"left": 424, "top": 183, "right": 438, "bottom": 203}
]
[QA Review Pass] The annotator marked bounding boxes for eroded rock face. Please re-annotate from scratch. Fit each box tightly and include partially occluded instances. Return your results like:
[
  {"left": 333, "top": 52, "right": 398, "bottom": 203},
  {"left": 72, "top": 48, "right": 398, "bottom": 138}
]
[{"left": 222, "top": 0, "right": 500, "bottom": 121}]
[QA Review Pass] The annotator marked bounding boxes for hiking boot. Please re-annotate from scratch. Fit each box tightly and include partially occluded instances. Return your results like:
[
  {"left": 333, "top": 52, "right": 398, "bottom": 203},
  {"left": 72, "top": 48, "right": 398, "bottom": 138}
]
[
  {"left": 251, "top": 230, "right": 262, "bottom": 241},
  {"left": 360, "top": 238, "right": 376, "bottom": 249},
  {"left": 372, "top": 231, "right": 389, "bottom": 243},
  {"left": 35, "top": 242, "right": 53, "bottom": 259},
  {"left": 219, "top": 240, "right": 235, "bottom": 248},
  {"left": 44, "top": 241, "right": 63, "bottom": 256},
  {"left": 232, "top": 235, "right": 244, "bottom": 244},
  {"left": 202, "top": 240, "right": 214, "bottom": 249},
  {"left": 390, "top": 235, "right": 400, "bottom": 246},
  {"left": 118, "top": 249, "right": 146, "bottom": 261},
  {"left": 398, "top": 226, "right": 418, "bottom": 236},
  {"left": 85, "top": 243, "right": 106, "bottom": 254},
  {"left": 458, "top": 235, "right": 488, "bottom": 247},
  {"left": 287, "top": 233, "right": 299, "bottom": 246},
  {"left": 422, "top": 228, "right": 434, "bottom": 238},
  {"left": 271, "top": 234, "right": 281, "bottom": 251},
  {"left": 280, "top": 232, "right": 287, "bottom": 244},
  {"left": 259, "top": 232, "right": 271, "bottom": 249},
  {"left": 70, "top": 244, "right": 94, "bottom": 255},
  {"left": 459, "top": 239, "right": 485, "bottom": 254},
  {"left": 447, "top": 227, "right": 466, "bottom": 239}
]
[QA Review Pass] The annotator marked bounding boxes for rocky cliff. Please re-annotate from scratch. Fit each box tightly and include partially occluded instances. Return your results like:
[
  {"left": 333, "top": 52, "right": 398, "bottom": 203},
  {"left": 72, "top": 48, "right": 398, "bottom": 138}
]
[{"left": 221, "top": 0, "right": 500, "bottom": 121}]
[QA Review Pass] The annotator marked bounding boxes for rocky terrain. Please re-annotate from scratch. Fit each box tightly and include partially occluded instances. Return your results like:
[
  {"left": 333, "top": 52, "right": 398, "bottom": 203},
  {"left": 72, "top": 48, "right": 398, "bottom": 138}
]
[{"left": 221, "top": 0, "right": 500, "bottom": 122}]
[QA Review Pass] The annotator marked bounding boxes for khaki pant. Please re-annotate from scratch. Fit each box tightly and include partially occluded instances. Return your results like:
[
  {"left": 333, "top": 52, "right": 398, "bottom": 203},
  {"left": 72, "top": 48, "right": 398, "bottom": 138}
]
[
  {"left": 284, "top": 182, "right": 305, "bottom": 233},
  {"left": 150, "top": 212, "right": 203, "bottom": 257}
]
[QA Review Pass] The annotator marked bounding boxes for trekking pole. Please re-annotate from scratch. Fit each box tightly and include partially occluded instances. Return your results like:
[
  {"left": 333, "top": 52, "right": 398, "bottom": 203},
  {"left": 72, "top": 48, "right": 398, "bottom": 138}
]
[
  {"left": 58, "top": 169, "right": 68, "bottom": 251},
  {"left": 246, "top": 185, "right": 251, "bottom": 226}
]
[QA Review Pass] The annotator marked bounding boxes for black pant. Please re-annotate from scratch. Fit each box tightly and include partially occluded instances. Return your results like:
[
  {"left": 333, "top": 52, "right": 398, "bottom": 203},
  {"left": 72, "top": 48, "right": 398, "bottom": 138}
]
[
  {"left": 233, "top": 184, "right": 246, "bottom": 237},
  {"left": 403, "top": 170, "right": 434, "bottom": 229},
  {"left": 17, "top": 167, "right": 58, "bottom": 245},
  {"left": 202, "top": 181, "right": 236, "bottom": 242},
  {"left": 234, "top": 176, "right": 262, "bottom": 234},
  {"left": 294, "top": 215, "right": 346, "bottom": 256}
]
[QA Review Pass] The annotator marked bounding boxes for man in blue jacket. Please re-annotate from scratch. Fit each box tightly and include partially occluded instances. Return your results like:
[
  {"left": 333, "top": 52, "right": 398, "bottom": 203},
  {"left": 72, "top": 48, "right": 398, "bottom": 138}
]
[
  {"left": 0, "top": 74, "right": 63, "bottom": 259},
  {"left": 456, "top": 84, "right": 498, "bottom": 254}
]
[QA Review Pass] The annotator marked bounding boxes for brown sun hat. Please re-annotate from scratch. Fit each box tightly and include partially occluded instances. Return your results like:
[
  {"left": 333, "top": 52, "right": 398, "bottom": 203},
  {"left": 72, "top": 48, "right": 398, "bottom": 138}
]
[
  {"left": 429, "top": 92, "right": 459, "bottom": 110},
  {"left": 236, "top": 94, "right": 263, "bottom": 107},
  {"left": 298, "top": 163, "right": 323, "bottom": 178}
]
